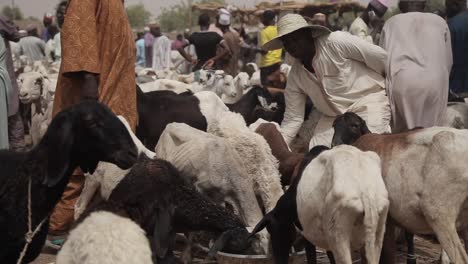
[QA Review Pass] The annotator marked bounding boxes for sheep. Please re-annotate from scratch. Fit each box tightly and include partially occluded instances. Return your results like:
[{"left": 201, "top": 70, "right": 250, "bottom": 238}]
[
  {"left": 56, "top": 210, "right": 153, "bottom": 264},
  {"left": 139, "top": 71, "right": 237, "bottom": 99},
  {"left": 18, "top": 71, "right": 57, "bottom": 145},
  {"left": 104, "top": 155, "right": 254, "bottom": 262},
  {"left": 155, "top": 122, "right": 270, "bottom": 254},
  {"left": 251, "top": 145, "right": 389, "bottom": 264},
  {"left": 207, "top": 111, "right": 284, "bottom": 215},
  {"left": 0, "top": 101, "right": 138, "bottom": 264},
  {"left": 136, "top": 86, "right": 229, "bottom": 149},
  {"left": 252, "top": 122, "right": 304, "bottom": 185},
  {"left": 226, "top": 86, "right": 276, "bottom": 125},
  {"left": 222, "top": 72, "right": 250, "bottom": 104},
  {"left": 245, "top": 62, "right": 261, "bottom": 86},
  {"left": 74, "top": 116, "right": 156, "bottom": 220},
  {"left": 444, "top": 102, "right": 468, "bottom": 129},
  {"left": 331, "top": 112, "right": 468, "bottom": 264}
]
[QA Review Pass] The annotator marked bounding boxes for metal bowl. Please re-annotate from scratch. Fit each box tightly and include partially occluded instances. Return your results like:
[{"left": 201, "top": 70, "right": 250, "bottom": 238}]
[{"left": 215, "top": 250, "right": 306, "bottom": 264}]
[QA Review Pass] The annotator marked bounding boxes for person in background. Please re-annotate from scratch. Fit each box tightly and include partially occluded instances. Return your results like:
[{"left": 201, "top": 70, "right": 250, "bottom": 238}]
[
  {"left": 53, "top": 0, "right": 68, "bottom": 64},
  {"left": 135, "top": 32, "right": 145, "bottom": 67},
  {"left": 446, "top": 0, "right": 468, "bottom": 95},
  {"left": 144, "top": 23, "right": 156, "bottom": 68},
  {"left": 19, "top": 24, "right": 46, "bottom": 62},
  {"left": 178, "top": 13, "right": 230, "bottom": 71},
  {"left": 151, "top": 23, "right": 172, "bottom": 70},
  {"left": 311, "top": 13, "right": 328, "bottom": 27},
  {"left": 349, "top": 0, "right": 388, "bottom": 43},
  {"left": 258, "top": 10, "right": 282, "bottom": 86},
  {"left": 380, "top": 0, "right": 452, "bottom": 133},
  {"left": 171, "top": 34, "right": 187, "bottom": 50},
  {"left": 50, "top": 0, "right": 137, "bottom": 241},
  {"left": 219, "top": 11, "right": 240, "bottom": 76},
  {"left": 0, "top": 16, "right": 23, "bottom": 150},
  {"left": 45, "top": 24, "right": 59, "bottom": 62},
  {"left": 42, "top": 13, "right": 54, "bottom": 42},
  {"left": 263, "top": 14, "right": 390, "bottom": 148}
]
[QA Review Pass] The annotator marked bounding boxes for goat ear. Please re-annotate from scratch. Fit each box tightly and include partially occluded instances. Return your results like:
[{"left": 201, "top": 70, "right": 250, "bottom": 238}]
[
  {"left": 153, "top": 206, "right": 175, "bottom": 258},
  {"left": 249, "top": 214, "right": 270, "bottom": 238},
  {"left": 208, "top": 230, "right": 233, "bottom": 258},
  {"left": 44, "top": 117, "right": 75, "bottom": 187},
  {"left": 360, "top": 122, "right": 371, "bottom": 135}
]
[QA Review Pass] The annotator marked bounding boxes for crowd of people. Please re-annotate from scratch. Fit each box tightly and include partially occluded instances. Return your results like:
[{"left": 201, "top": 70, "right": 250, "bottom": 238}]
[{"left": 0, "top": 0, "right": 468, "bottom": 252}]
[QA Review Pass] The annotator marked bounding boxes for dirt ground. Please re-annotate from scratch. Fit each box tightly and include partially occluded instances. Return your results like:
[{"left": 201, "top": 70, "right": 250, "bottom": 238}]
[{"left": 32, "top": 235, "right": 443, "bottom": 264}]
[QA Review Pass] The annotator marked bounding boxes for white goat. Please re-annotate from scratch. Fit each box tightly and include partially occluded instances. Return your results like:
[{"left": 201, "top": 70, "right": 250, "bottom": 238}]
[
  {"left": 222, "top": 72, "right": 250, "bottom": 104},
  {"left": 207, "top": 111, "right": 284, "bottom": 214},
  {"left": 297, "top": 145, "right": 389, "bottom": 264},
  {"left": 155, "top": 122, "right": 270, "bottom": 254},
  {"left": 139, "top": 71, "right": 237, "bottom": 98},
  {"left": 18, "top": 71, "right": 57, "bottom": 145},
  {"left": 57, "top": 211, "right": 153, "bottom": 264},
  {"left": 74, "top": 116, "right": 155, "bottom": 220}
]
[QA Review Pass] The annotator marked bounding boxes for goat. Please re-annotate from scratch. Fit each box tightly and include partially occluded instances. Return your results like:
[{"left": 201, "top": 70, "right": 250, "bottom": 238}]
[
  {"left": 226, "top": 86, "right": 275, "bottom": 125},
  {"left": 332, "top": 112, "right": 468, "bottom": 264},
  {"left": 56, "top": 210, "right": 153, "bottom": 264},
  {"left": 136, "top": 86, "right": 228, "bottom": 149},
  {"left": 105, "top": 155, "right": 254, "bottom": 263},
  {"left": 252, "top": 145, "right": 389, "bottom": 264},
  {"left": 0, "top": 101, "right": 137, "bottom": 263}
]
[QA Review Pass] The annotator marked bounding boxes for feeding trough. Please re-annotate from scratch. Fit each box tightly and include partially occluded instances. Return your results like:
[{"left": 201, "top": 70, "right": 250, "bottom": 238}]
[{"left": 214, "top": 250, "right": 306, "bottom": 264}]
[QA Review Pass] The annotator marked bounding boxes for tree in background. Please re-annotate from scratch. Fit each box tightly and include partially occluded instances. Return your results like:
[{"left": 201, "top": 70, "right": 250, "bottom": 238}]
[
  {"left": 1, "top": 6, "right": 24, "bottom": 20},
  {"left": 158, "top": 0, "right": 225, "bottom": 32},
  {"left": 127, "top": 4, "right": 152, "bottom": 29}
]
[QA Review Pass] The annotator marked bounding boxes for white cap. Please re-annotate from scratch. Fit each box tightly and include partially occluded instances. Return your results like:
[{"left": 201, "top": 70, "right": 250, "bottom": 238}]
[{"left": 219, "top": 13, "right": 231, "bottom": 26}]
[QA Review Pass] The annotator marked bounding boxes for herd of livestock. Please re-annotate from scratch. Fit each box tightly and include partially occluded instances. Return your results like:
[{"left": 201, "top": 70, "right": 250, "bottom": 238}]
[{"left": 2, "top": 60, "right": 468, "bottom": 264}]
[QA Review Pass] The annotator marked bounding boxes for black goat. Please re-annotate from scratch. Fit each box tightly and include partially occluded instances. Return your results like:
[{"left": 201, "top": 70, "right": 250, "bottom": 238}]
[
  {"left": 106, "top": 155, "right": 253, "bottom": 263},
  {"left": 0, "top": 101, "right": 137, "bottom": 264},
  {"left": 250, "top": 145, "right": 330, "bottom": 264},
  {"left": 136, "top": 86, "right": 208, "bottom": 150},
  {"left": 226, "top": 86, "right": 274, "bottom": 125}
]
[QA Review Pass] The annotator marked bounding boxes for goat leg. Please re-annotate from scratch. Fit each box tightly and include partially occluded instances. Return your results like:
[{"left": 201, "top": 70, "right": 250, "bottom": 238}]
[{"left": 405, "top": 231, "right": 416, "bottom": 264}]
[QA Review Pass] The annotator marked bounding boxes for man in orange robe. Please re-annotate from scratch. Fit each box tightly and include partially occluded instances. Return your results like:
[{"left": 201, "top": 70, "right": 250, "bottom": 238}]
[{"left": 49, "top": 0, "right": 137, "bottom": 235}]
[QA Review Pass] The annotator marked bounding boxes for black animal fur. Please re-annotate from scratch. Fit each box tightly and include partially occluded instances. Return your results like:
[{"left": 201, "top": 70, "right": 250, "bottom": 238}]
[{"left": 0, "top": 101, "right": 137, "bottom": 264}]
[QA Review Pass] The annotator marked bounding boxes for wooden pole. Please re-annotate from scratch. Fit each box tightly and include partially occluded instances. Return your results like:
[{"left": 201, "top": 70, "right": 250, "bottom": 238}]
[{"left": 188, "top": 0, "right": 193, "bottom": 31}]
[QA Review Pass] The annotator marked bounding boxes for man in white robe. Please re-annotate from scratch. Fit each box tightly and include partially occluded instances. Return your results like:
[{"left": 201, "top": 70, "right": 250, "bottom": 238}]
[
  {"left": 349, "top": 0, "right": 388, "bottom": 43},
  {"left": 151, "top": 25, "right": 172, "bottom": 71},
  {"left": 263, "top": 14, "right": 391, "bottom": 148},
  {"left": 379, "top": 0, "right": 452, "bottom": 132}
]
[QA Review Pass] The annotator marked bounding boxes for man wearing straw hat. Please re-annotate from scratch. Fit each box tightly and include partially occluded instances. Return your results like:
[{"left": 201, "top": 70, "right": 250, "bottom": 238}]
[
  {"left": 379, "top": 0, "right": 452, "bottom": 133},
  {"left": 263, "top": 14, "right": 390, "bottom": 148},
  {"left": 349, "top": 0, "right": 388, "bottom": 43}
]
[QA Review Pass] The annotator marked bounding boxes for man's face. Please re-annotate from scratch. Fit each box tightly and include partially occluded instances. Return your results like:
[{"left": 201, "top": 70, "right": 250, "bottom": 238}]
[
  {"left": 56, "top": 4, "right": 67, "bottom": 28},
  {"left": 281, "top": 29, "right": 311, "bottom": 59},
  {"left": 150, "top": 26, "right": 161, "bottom": 36}
]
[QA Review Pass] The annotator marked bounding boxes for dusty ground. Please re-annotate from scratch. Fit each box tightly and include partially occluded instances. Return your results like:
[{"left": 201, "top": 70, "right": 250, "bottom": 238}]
[{"left": 32, "top": 235, "right": 443, "bottom": 264}]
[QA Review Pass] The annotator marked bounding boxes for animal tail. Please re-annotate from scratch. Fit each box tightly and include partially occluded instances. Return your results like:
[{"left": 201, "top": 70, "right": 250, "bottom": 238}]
[{"left": 362, "top": 193, "right": 388, "bottom": 263}]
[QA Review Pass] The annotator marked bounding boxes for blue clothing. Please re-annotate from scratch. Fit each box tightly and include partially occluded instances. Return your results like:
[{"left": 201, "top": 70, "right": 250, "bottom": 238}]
[
  {"left": 136, "top": 38, "right": 145, "bottom": 67},
  {"left": 448, "top": 11, "right": 468, "bottom": 94}
]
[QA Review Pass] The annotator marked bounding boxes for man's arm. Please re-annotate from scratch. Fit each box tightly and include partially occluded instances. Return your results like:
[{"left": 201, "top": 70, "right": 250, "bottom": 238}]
[
  {"left": 281, "top": 70, "right": 307, "bottom": 144},
  {"left": 333, "top": 32, "right": 387, "bottom": 75},
  {"left": 177, "top": 42, "right": 196, "bottom": 64},
  {"left": 203, "top": 40, "right": 231, "bottom": 69}
]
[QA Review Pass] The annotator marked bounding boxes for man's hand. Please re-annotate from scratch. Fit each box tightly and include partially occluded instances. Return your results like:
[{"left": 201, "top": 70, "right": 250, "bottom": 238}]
[
  {"left": 202, "top": 59, "right": 215, "bottom": 69},
  {"left": 81, "top": 72, "right": 99, "bottom": 101}
]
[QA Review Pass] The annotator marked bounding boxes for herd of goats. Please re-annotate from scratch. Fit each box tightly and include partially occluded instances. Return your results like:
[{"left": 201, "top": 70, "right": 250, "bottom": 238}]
[{"left": 2, "top": 60, "right": 468, "bottom": 264}]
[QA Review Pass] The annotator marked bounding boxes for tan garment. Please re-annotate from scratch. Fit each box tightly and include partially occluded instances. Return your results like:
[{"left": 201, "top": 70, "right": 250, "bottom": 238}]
[
  {"left": 220, "top": 31, "right": 240, "bottom": 76},
  {"left": 380, "top": 13, "right": 452, "bottom": 133},
  {"left": 50, "top": 0, "right": 137, "bottom": 233},
  {"left": 52, "top": 0, "right": 137, "bottom": 131}
]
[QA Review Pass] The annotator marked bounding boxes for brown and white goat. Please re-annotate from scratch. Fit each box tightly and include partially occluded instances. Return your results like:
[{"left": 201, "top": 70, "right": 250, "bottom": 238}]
[{"left": 332, "top": 112, "right": 468, "bottom": 264}]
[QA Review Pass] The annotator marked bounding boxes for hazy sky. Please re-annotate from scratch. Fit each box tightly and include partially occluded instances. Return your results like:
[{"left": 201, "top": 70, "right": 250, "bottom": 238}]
[{"left": 0, "top": 0, "right": 397, "bottom": 20}]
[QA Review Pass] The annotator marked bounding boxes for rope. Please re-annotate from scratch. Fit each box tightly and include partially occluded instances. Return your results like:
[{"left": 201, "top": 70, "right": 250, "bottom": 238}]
[{"left": 16, "top": 177, "right": 49, "bottom": 264}]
